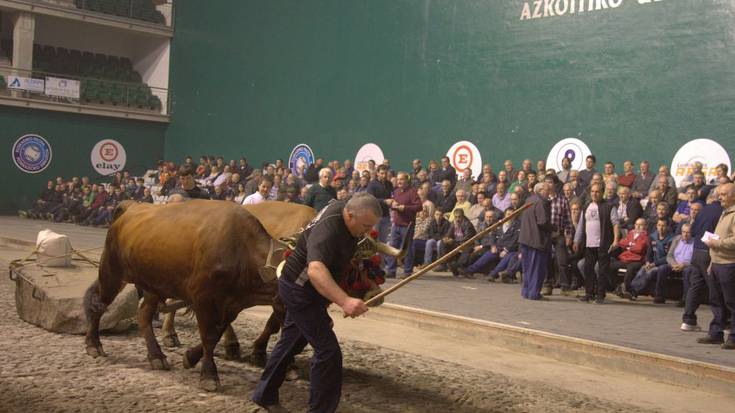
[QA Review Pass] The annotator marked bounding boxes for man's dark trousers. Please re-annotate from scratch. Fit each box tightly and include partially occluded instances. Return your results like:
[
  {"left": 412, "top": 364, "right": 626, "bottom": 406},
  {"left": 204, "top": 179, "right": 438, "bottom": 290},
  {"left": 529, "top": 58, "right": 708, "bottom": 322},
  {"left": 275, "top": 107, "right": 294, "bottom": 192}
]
[
  {"left": 584, "top": 247, "right": 610, "bottom": 299},
  {"left": 544, "top": 233, "right": 570, "bottom": 290},
  {"left": 521, "top": 244, "right": 549, "bottom": 300},
  {"left": 252, "top": 277, "right": 342, "bottom": 413},
  {"left": 707, "top": 263, "right": 735, "bottom": 341},
  {"left": 385, "top": 224, "right": 415, "bottom": 275}
]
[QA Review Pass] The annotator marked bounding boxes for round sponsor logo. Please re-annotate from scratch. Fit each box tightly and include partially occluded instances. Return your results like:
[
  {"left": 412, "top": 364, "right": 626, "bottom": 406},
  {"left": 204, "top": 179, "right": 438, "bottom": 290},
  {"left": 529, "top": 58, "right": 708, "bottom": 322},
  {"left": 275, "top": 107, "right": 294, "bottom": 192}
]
[
  {"left": 446, "top": 140, "right": 482, "bottom": 179},
  {"left": 354, "top": 143, "right": 385, "bottom": 172},
  {"left": 91, "top": 139, "right": 127, "bottom": 176},
  {"left": 670, "top": 138, "right": 731, "bottom": 187},
  {"left": 12, "top": 134, "right": 52, "bottom": 174},
  {"left": 288, "top": 144, "right": 315, "bottom": 176},
  {"left": 545, "top": 138, "right": 591, "bottom": 173}
]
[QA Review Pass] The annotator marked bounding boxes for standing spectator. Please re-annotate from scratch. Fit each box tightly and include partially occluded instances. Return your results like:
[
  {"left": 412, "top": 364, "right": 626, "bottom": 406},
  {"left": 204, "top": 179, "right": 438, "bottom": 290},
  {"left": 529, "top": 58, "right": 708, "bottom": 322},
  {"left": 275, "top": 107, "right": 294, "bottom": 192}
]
[
  {"left": 366, "top": 165, "right": 394, "bottom": 247},
  {"left": 574, "top": 183, "right": 620, "bottom": 304},
  {"left": 305, "top": 168, "right": 337, "bottom": 211},
  {"left": 519, "top": 183, "right": 553, "bottom": 300},
  {"left": 179, "top": 166, "right": 211, "bottom": 199},
  {"left": 385, "top": 172, "right": 422, "bottom": 277},
  {"left": 544, "top": 177, "right": 574, "bottom": 296},
  {"left": 243, "top": 177, "right": 273, "bottom": 205},
  {"left": 631, "top": 160, "right": 655, "bottom": 199},
  {"left": 617, "top": 160, "right": 637, "bottom": 188},
  {"left": 602, "top": 161, "right": 618, "bottom": 185},
  {"left": 557, "top": 157, "right": 573, "bottom": 183},
  {"left": 577, "top": 155, "right": 598, "bottom": 191},
  {"left": 699, "top": 184, "right": 735, "bottom": 349}
]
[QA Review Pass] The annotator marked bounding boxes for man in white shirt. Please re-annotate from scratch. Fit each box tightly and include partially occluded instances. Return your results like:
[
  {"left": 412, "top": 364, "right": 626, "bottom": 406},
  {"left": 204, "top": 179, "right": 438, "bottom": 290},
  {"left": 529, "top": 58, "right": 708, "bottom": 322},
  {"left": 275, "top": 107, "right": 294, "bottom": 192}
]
[{"left": 243, "top": 177, "right": 273, "bottom": 205}]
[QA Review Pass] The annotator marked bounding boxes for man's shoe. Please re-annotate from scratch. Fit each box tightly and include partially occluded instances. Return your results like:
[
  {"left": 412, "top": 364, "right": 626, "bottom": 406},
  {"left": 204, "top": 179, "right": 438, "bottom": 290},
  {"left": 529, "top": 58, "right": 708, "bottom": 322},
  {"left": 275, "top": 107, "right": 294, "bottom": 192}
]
[
  {"left": 578, "top": 295, "right": 591, "bottom": 303},
  {"left": 697, "top": 335, "right": 724, "bottom": 345},
  {"left": 653, "top": 297, "right": 666, "bottom": 304},
  {"left": 594, "top": 297, "right": 605, "bottom": 304},
  {"left": 613, "top": 284, "right": 625, "bottom": 298},
  {"left": 623, "top": 290, "right": 637, "bottom": 301},
  {"left": 722, "top": 339, "right": 735, "bottom": 350},
  {"left": 541, "top": 286, "right": 553, "bottom": 296},
  {"left": 449, "top": 264, "right": 459, "bottom": 277},
  {"left": 680, "top": 323, "right": 701, "bottom": 332},
  {"left": 499, "top": 271, "right": 513, "bottom": 284},
  {"left": 559, "top": 289, "right": 575, "bottom": 297},
  {"left": 255, "top": 402, "right": 290, "bottom": 413}
]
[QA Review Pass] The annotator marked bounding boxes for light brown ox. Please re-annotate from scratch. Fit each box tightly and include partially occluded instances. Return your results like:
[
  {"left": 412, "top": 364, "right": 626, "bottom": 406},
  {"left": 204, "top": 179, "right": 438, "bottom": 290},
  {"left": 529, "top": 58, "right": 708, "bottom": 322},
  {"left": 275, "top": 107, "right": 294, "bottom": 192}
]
[{"left": 84, "top": 200, "right": 393, "bottom": 391}]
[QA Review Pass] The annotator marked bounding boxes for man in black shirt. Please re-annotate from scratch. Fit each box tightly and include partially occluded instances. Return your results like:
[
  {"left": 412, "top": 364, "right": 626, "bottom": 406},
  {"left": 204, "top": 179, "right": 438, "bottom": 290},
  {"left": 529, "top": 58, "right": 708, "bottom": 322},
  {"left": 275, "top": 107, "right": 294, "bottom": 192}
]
[
  {"left": 305, "top": 168, "right": 337, "bottom": 211},
  {"left": 178, "top": 166, "right": 210, "bottom": 200},
  {"left": 366, "top": 165, "right": 394, "bottom": 246},
  {"left": 252, "top": 193, "right": 380, "bottom": 413}
]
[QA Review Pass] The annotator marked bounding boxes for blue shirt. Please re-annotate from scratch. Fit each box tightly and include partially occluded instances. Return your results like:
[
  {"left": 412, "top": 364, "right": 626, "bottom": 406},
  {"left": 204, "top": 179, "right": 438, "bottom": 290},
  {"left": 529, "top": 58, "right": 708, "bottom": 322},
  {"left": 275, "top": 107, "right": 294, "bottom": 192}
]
[{"left": 673, "top": 239, "right": 694, "bottom": 265}]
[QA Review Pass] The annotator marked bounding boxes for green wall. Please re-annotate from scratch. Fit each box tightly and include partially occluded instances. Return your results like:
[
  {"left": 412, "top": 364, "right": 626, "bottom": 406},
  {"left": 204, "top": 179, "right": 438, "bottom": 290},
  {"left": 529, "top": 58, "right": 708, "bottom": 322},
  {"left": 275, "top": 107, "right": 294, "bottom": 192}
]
[
  {"left": 165, "top": 0, "right": 735, "bottom": 170},
  {"left": 1, "top": 106, "right": 165, "bottom": 213}
]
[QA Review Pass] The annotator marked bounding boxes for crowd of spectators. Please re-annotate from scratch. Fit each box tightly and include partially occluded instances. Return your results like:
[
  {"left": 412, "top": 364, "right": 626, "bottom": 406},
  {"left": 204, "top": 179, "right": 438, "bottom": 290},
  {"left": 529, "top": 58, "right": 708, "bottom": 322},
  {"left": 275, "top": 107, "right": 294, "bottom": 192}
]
[{"left": 18, "top": 153, "right": 735, "bottom": 348}]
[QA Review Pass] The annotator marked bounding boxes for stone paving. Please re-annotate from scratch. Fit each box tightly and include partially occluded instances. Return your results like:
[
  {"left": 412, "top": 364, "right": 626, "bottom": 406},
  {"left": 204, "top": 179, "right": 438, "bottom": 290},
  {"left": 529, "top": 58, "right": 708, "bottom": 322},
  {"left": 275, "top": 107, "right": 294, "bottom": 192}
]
[{"left": 2, "top": 216, "right": 733, "bottom": 368}]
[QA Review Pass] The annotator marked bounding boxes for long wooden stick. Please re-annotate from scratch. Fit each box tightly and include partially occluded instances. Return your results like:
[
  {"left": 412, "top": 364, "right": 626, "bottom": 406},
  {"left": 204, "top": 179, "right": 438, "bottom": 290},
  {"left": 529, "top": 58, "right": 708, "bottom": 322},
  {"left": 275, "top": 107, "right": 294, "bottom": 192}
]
[{"left": 365, "top": 202, "right": 531, "bottom": 306}]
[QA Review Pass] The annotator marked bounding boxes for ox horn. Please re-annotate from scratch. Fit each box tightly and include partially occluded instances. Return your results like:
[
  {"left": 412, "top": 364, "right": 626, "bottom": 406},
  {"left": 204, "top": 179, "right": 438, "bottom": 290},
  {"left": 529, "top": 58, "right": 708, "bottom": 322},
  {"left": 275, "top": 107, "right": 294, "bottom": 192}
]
[{"left": 375, "top": 222, "right": 413, "bottom": 259}]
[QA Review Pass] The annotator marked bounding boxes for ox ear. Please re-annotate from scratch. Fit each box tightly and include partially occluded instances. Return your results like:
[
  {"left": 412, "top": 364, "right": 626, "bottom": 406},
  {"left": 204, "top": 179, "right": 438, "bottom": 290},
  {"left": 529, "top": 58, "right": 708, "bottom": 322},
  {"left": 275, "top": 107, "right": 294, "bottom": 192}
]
[{"left": 376, "top": 222, "right": 412, "bottom": 258}]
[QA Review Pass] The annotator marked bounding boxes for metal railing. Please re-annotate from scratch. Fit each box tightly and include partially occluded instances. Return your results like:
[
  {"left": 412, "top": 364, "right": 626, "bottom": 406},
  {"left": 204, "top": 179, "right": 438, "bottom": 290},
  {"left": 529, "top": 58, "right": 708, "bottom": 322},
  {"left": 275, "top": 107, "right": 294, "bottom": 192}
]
[
  {"left": 34, "top": 0, "right": 175, "bottom": 28},
  {"left": 0, "top": 65, "right": 170, "bottom": 116}
]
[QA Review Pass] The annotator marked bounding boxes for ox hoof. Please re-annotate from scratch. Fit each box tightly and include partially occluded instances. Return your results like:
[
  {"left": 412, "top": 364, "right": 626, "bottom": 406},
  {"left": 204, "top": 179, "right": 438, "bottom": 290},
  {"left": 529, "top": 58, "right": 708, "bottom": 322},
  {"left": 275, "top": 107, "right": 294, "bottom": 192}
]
[
  {"left": 200, "top": 377, "right": 221, "bottom": 392},
  {"left": 223, "top": 343, "right": 241, "bottom": 361},
  {"left": 149, "top": 357, "right": 171, "bottom": 371},
  {"left": 86, "top": 346, "right": 107, "bottom": 358},
  {"left": 285, "top": 368, "right": 299, "bottom": 382},
  {"left": 183, "top": 350, "right": 198, "bottom": 369},
  {"left": 162, "top": 334, "right": 181, "bottom": 348},
  {"left": 249, "top": 352, "right": 268, "bottom": 368}
]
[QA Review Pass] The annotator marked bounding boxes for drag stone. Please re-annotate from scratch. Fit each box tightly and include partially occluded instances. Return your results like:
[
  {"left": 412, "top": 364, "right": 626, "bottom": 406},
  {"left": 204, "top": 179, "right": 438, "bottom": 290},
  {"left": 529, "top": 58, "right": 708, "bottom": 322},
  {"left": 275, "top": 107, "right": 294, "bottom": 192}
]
[{"left": 12, "top": 259, "right": 137, "bottom": 334}]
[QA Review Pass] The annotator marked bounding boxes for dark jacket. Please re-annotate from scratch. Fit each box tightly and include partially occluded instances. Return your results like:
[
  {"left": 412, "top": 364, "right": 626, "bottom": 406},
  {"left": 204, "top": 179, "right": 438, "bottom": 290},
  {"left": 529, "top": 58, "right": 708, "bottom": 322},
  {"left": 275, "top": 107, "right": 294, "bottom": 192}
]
[
  {"left": 435, "top": 191, "right": 457, "bottom": 214},
  {"left": 691, "top": 201, "right": 723, "bottom": 250},
  {"left": 305, "top": 184, "right": 337, "bottom": 212},
  {"left": 446, "top": 217, "right": 477, "bottom": 243},
  {"left": 433, "top": 167, "right": 457, "bottom": 187},
  {"left": 613, "top": 198, "right": 643, "bottom": 231},
  {"left": 519, "top": 194, "right": 553, "bottom": 251},
  {"left": 575, "top": 199, "right": 616, "bottom": 252},
  {"left": 646, "top": 230, "right": 674, "bottom": 266},
  {"left": 496, "top": 219, "right": 521, "bottom": 252},
  {"left": 366, "top": 179, "right": 393, "bottom": 217},
  {"left": 427, "top": 218, "right": 451, "bottom": 241}
]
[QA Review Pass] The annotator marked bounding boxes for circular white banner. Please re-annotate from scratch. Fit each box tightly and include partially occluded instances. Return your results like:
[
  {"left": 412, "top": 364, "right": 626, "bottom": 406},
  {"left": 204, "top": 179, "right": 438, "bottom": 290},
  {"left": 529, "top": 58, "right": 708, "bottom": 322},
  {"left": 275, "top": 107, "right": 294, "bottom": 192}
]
[
  {"left": 670, "top": 138, "right": 731, "bottom": 187},
  {"left": 446, "top": 140, "right": 482, "bottom": 179},
  {"left": 354, "top": 143, "right": 385, "bottom": 172},
  {"left": 91, "top": 139, "right": 127, "bottom": 176},
  {"left": 545, "top": 137, "right": 592, "bottom": 173}
]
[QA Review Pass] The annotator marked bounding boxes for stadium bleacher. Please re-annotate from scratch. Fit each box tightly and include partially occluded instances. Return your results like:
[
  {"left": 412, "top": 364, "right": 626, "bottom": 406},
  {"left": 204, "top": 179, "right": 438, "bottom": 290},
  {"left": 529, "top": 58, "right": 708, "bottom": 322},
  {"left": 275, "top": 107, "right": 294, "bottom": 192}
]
[
  {"left": 28, "top": 42, "right": 161, "bottom": 110},
  {"left": 73, "top": 0, "right": 166, "bottom": 25}
]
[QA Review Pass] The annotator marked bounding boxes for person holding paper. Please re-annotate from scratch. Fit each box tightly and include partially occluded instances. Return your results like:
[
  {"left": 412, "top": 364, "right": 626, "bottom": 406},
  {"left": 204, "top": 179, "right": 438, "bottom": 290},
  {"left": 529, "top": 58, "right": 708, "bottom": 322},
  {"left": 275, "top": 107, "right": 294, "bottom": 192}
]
[{"left": 699, "top": 183, "right": 735, "bottom": 350}]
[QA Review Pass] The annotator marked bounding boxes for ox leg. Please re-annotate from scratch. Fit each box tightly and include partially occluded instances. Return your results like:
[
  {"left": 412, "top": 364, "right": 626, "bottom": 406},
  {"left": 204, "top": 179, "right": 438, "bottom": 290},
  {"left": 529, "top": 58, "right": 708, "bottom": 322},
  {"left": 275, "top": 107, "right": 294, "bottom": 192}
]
[
  {"left": 161, "top": 308, "right": 181, "bottom": 348},
  {"left": 250, "top": 311, "right": 282, "bottom": 367},
  {"left": 183, "top": 344, "right": 203, "bottom": 369},
  {"left": 139, "top": 293, "right": 170, "bottom": 371},
  {"left": 84, "top": 263, "right": 124, "bottom": 358},
  {"left": 222, "top": 324, "right": 241, "bottom": 361},
  {"left": 193, "top": 308, "right": 231, "bottom": 392}
]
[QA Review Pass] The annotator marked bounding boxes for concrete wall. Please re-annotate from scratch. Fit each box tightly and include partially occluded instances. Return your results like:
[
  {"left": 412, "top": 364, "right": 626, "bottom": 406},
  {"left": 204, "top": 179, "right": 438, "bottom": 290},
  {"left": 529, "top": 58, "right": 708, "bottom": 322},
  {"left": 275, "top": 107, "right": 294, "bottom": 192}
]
[{"left": 165, "top": 0, "right": 735, "bottom": 171}]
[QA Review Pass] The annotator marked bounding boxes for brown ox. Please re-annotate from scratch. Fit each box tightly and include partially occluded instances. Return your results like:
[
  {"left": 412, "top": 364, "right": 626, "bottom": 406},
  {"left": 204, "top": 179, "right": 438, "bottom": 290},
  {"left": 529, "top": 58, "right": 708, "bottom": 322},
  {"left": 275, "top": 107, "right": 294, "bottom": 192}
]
[
  {"left": 84, "top": 200, "right": 390, "bottom": 391},
  {"left": 159, "top": 201, "right": 319, "bottom": 365}
]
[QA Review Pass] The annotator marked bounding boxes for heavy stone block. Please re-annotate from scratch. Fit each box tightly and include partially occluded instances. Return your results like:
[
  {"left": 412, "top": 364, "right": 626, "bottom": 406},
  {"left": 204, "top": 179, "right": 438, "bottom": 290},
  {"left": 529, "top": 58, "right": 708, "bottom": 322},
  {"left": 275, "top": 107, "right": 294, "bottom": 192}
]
[{"left": 13, "top": 261, "right": 137, "bottom": 334}]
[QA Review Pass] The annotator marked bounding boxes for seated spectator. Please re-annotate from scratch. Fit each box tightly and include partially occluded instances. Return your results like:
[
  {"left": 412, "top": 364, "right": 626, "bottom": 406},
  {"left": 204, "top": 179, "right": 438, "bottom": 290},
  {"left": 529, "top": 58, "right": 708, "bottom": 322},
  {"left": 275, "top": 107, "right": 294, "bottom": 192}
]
[
  {"left": 234, "top": 184, "right": 247, "bottom": 204},
  {"left": 631, "top": 160, "right": 655, "bottom": 199},
  {"left": 526, "top": 171, "right": 538, "bottom": 193},
  {"left": 509, "top": 170, "right": 527, "bottom": 194},
  {"left": 141, "top": 187, "right": 153, "bottom": 203},
  {"left": 611, "top": 218, "right": 649, "bottom": 297},
  {"left": 617, "top": 160, "right": 636, "bottom": 188},
  {"left": 653, "top": 223, "right": 696, "bottom": 304},
  {"left": 679, "top": 172, "right": 709, "bottom": 202},
  {"left": 678, "top": 161, "right": 704, "bottom": 191},
  {"left": 243, "top": 177, "right": 273, "bottom": 205},
  {"left": 709, "top": 163, "right": 729, "bottom": 186},
  {"left": 421, "top": 209, "right": 451, "bottom": 269},
  {"left": 675, "top": 201, "right": 702, "bottom": 235},
  {"left": 433, "top": 156, "right": 457, "bottom": 189},
  {"left": 647, "top": 201, "right": 674, "bottom": 234},
  {"left": 467, "top": 192, "right": 487, "bottom": 228},
  {"left": 435, "top": 179, "right": 457, "bottom": 214},
  {"left": 647, "top": 165, "right": 677, "bottom": 194},
  {"left": 412, "top": 204, "right": 434, "bottom": 265},
  {"left": 444, "top": 208, "right": 478, "bottom": 276},
  {"left": 487, "top": 208, "right": 523, "bottom": 283},
  {"left": 497, "top": 170, "right": 509, "bottom": 186},
  {"left": 492, "top": 182, "right": 511, "bottom": 212},
  {"left": 80, "top": 185, "right": 108, "bottom": 225},
  {"left": 448, "top": 189, "right": 471, "bottom": 221},
  {"left": 557, "top": 157, "right": 572, "bottom": 183},
  {"left": 21, "top": 180, "right": 56, "bottom": 219},
  {"left": 602, "top": 161, "right": 618, "bottom": 185},
  {"left": 336, "top": 188, "right": 349, "bottom": 201},
  {"left": 454, "top": 168, "right": 473, "bottom": 195},
  {"left": 179, "top": 165, "right": 210, "bottom": 199},
  {"left": 626, "top": 218, "right": 674, "bottom": 301},
  {"left": 614, "top": 186, "right": 643, "bottom": 234},
  {"left": 673, "top": 187, "right": 701, "bottom": 223},
  {"left": 459, "top": 210, "right": 504, "bottom": 278},
  {"left": 132, "top": 178, "right": 146, "bottom": 200},
  {"left": 604, "top": 181, "right": 619, "bottom": 205}
]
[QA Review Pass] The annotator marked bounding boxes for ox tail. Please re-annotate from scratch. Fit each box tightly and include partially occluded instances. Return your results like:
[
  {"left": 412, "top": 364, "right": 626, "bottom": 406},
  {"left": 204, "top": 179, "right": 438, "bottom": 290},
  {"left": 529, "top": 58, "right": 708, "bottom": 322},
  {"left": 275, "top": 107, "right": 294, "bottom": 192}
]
[{"left": 83, "top": 279, "right": 108, "bottom": 323}]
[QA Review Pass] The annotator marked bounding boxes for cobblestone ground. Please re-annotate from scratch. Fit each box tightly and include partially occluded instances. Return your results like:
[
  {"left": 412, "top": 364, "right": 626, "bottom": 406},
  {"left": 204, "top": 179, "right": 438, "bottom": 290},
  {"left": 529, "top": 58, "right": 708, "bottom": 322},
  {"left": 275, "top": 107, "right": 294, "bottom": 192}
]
[{"left": 0, "top": 246, "right": 652, "bottom": 413}]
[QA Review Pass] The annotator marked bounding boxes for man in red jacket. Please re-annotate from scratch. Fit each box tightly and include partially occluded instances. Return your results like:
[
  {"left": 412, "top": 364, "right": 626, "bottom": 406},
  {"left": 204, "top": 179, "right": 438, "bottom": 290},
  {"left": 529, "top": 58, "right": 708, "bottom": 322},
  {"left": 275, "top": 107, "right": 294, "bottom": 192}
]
[
  {"left": 611, "top": 218, "right": 649, "bottom": 297},
  {"left": 385, "top": 172, "right": 422, "bottom": 277}
]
